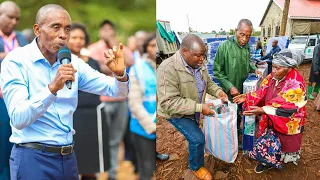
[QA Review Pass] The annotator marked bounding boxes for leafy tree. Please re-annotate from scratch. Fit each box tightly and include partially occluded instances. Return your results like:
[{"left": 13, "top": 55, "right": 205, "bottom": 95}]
[
  {"left": 229, "top": 29, "right": 235, "bottom": 35},
  {"left": 218, "top": 28, "right": 226, "bottom": 35},
  {"left": 14, "top": 0, "right": 156, "bottom": 44}
]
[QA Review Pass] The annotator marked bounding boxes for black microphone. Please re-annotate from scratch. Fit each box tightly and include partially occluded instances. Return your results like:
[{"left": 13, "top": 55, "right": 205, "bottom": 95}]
[{"left": 58, "top": 46, "right": 72, "bottom": 90}]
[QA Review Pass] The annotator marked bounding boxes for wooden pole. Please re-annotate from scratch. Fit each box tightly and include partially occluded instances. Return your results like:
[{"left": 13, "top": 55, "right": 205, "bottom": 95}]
[{"left": 280, "top": 0, "right": 291, "bottom": 36}]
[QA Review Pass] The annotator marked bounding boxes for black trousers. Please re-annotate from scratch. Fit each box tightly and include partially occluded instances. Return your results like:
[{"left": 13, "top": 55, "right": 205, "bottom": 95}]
[
  {"left": 132, "top": 133, "right": 156, "bottom": 180},
  {"left": 123, "top": 118, "right": 138, "bottom": 173}
]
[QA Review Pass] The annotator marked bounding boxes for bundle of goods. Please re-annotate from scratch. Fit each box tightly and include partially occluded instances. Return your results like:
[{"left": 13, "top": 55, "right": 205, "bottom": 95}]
[{"left": 242, "top": 74, "right": 262, "bottom": 151}]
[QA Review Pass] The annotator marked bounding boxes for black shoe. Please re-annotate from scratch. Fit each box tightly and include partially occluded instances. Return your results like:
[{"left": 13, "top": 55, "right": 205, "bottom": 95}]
[
  {"left": 254, "top": 163, "right": 273, "bottom": 173},
  {"left": 156, "top": 152, "right": 169, "bottom": 161}
]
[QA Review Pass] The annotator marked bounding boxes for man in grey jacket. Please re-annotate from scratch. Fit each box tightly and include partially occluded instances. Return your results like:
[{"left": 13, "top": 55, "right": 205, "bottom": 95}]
[{"left": 157, "top": 34, "right": 228, "bottom": 180}]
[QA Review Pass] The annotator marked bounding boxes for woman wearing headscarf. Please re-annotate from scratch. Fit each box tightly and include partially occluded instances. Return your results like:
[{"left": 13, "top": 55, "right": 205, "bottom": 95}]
[{"left": 233, "top": 49, "right": 307, "bottom": 173}]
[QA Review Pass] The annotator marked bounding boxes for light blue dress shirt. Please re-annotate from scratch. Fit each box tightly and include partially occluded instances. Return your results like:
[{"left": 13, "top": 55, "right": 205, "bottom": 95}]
[{"left": 0, "top": 39, "right": 129, "bottom": 145}]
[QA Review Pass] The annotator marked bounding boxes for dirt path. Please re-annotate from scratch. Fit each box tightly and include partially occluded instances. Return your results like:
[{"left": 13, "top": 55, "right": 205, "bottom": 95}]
[{"left": 156, "top": 63, "right": 320, "bottom": 180}]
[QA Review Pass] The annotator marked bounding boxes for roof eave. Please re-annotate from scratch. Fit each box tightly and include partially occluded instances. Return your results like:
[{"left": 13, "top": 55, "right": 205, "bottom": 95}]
[
  {"left": 290, "top": 16, "right": 320, "bottom": 20},
  {"left": 259, "top": 0, "right": 275, "bottom": 26}
]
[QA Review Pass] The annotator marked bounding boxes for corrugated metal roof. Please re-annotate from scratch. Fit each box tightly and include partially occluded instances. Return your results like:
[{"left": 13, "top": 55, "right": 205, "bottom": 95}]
[
  {"left": 260, "top": 0, "right": 320, "bottom": 26},
  {"left": 274, "top": 0, "right": 320, "bottom": 19}
]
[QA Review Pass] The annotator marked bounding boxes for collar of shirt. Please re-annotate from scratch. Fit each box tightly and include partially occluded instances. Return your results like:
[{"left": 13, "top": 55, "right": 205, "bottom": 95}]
[
  {"left": 0, "top": 30, "right": 19, "bottom": 53},
  {"left": 30, "top": 38, "right": 61, "bottom": 66},
  {"left": 180, "top": 52, "right": 201, "bottom": 73},
  {"left": 272, "top": 45, "right": 279, "bottom": 51},
  {"left": 0, "top": 29, "right": 16, "bottom": 40},
  {"left": 272, "top": 75, "right": 286, "bottom": 86}
]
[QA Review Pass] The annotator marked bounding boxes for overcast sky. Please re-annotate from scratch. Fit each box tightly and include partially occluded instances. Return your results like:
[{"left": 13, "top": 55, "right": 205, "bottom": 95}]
[{"left": 157, "top": 0, "right": 271, "bottom": 32}]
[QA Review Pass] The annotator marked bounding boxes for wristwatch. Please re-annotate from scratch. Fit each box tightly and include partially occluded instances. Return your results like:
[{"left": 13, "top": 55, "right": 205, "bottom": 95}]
[{"left": 113, "top": 67, "right": 127, "bottom": 79}]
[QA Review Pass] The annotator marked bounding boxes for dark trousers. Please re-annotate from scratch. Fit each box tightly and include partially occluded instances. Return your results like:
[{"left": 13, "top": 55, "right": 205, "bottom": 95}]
[
  {"left": 132, "top": 133, "right": 155, "bottom": 180},
  {"left": 123, "top": 117, "right": 138, "bottom": 173},
  {"left": 10, "top": 145, "right": 79, "bottom": 180},
  {"left": 267, "top": 61, "right": 272, "bottom": 74},
  {"left": 168, "top": 118, "right": 205, "bottom": 171}
]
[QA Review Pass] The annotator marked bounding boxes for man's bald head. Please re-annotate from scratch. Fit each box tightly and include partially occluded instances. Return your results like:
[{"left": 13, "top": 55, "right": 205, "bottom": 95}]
[
  {"left": 36, "top": 4, "right": 67, "bottom": 25},
  {"left": 0, "top": 1, "right": 21, "bottom": 35},
  {"left": 181, "top": 34, "right": 205, "bottom": 51},
  {"left": 272, "top": 40, "right": 278, "bottom": 47},
  {"left": 33, "top": 4, "right": 71, "bottom": 59},
  {"left": 0, "top": 1, "right": 20, "bottom": 14},
  {"left": 180, "top": 34, "right": 207, "bottom": 69}
]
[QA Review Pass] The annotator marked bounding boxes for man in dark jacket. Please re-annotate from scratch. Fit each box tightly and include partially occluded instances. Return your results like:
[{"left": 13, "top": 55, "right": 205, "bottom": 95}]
[{"left": 259, "top": 40, "right": 281, "bottom": 74}]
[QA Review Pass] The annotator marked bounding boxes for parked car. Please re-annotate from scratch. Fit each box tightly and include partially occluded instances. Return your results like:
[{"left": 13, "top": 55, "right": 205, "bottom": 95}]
[{"left": 288, "top": 35, "right": 319, "bottom": 62}]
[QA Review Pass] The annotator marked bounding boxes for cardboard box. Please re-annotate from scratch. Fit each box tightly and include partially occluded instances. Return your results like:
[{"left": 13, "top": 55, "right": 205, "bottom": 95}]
[
  {"left": 243, "top": 74, "right": 262, "bottom": 94},
  {"left": 257, "top": 64, "right": 268, "bottom": 78}
]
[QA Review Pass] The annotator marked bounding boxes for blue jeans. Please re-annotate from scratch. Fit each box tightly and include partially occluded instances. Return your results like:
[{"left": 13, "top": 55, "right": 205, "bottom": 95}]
[{"left": 168, "top": 117, "right": 205, "bottom": 171}]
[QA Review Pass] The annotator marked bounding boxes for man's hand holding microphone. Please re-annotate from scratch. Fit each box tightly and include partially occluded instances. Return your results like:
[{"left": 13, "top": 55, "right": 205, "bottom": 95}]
[{"left": 49, "top": 43, "right": 126, "bottom": 95}]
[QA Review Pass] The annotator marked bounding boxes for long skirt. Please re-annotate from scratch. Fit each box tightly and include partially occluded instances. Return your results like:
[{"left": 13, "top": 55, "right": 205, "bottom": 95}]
[{"left": 73, "top": 104, "right": 110, "bottom": 174}]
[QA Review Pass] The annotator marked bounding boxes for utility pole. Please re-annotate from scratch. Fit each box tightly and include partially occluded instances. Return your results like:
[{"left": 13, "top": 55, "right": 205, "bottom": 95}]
[
  {"left": 280, "top": 0, "right": 290, "bottom": 36},
  {"left": 187, "top": 14, "right": 191, "bottom": 32}
]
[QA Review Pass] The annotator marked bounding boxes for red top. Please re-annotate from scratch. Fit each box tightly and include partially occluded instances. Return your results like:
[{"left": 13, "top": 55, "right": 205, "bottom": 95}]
[{"left": 244, "top": 69, "right": 307, "bottom": 137}]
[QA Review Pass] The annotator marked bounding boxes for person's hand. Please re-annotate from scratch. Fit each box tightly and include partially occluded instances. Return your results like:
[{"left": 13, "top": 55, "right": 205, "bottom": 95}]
[
  {"left": 243, "top": 106, "right": 265, "bottom": 116},
  {"left": 229, "top": 86, "right": 240, "bottom": 97},
  {"left": 217, "top": 90, "right": 228, "bottom": 102},
  {"left": 49, "top": 64, "right": 77, "bottom": 94},
  {"left": 0, "top": 52, "right": 8, "bottom": 59},
  {"left": 104, "top": 43, "right": 125, "bottom": 77},
  {"left": 255, "top": 69, "right": 263, "bottom": 77},
  {"left": 0, "top": 88, "right": 3, "bottom": 98},
  {"left": 202, "top": 103, "right": 215, "bottom": 116},
  {"left": 258, "top": 61, "right": 267, "bottom": 65},
  {"left": 233, "top": 94, "right": 246, "bottom": 104},
  {"left": 314, "top": 71, "right": 319, "bottom": 76}
]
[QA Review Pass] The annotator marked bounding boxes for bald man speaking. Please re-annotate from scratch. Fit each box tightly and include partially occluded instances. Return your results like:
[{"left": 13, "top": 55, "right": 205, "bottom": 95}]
[
  {"left": 0, "top": 4, "right": 129, "bottom": 179},
  {"left": 157, "top": 34, "right": 228, "bottom": 180}
]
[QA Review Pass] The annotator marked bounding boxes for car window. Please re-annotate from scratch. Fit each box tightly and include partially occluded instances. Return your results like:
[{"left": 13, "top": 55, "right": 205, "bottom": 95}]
[
  {"left": 290, "top": 37, "right": 307, "bottom": 44},
  {"left": 308, "top": 39, "right": 316, "bottom": 46}
]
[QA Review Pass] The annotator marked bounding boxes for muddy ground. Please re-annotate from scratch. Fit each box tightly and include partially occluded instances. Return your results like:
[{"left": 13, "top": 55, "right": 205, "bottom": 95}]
[{"left": 156, "top": 63, "right": 320, "bottom": 180}]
